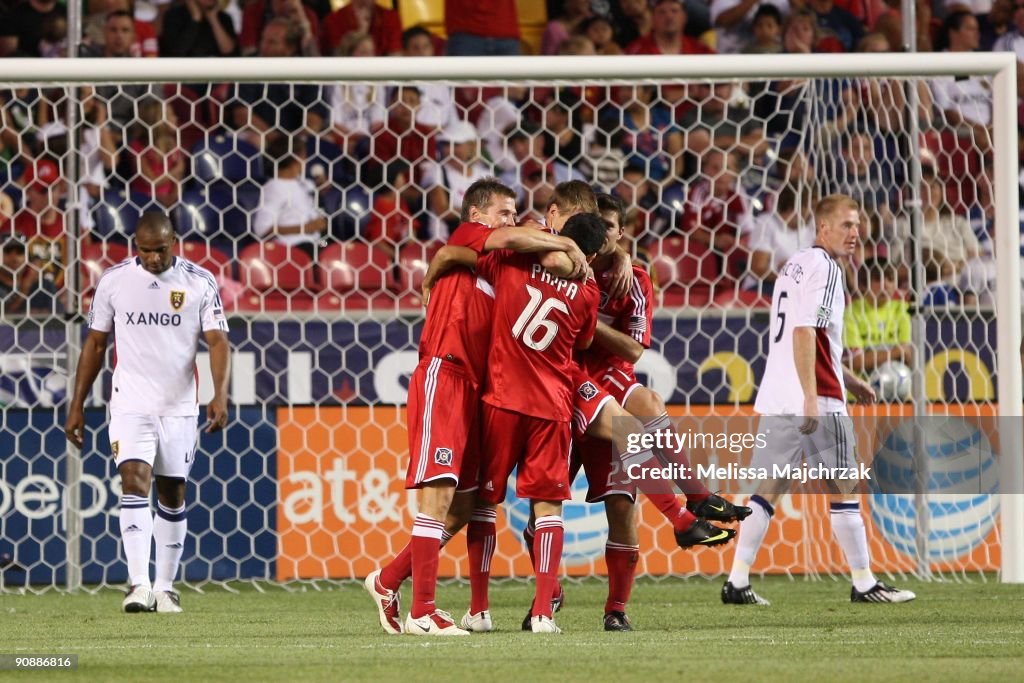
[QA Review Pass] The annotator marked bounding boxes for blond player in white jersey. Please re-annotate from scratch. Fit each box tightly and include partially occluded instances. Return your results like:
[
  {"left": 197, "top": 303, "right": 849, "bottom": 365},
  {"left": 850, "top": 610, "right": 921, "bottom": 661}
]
[
  {"left": 721, "top": 194, "right": 916, "bottom": 606},
  {"left": 65, "top": 213, "right": 230, "bottom": 614}
]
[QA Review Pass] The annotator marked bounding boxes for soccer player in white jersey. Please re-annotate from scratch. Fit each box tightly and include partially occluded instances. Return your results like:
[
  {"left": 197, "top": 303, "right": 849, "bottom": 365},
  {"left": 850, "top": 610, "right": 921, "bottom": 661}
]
[
  {"left": 721, "top": 194, "right": 916, "bottom": 606},
  {"left": 64, "top": 213, "right": 230, "bottom": 614}
]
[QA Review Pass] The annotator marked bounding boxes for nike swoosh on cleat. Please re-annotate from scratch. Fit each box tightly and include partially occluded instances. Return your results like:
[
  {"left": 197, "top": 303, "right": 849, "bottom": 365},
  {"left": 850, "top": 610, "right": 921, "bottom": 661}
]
[
  {"left": 700, "top": 530, "right": 730, "bottom": 544},
  {"left": 709, "top": 504, "right": 725, "bottom": 512}
]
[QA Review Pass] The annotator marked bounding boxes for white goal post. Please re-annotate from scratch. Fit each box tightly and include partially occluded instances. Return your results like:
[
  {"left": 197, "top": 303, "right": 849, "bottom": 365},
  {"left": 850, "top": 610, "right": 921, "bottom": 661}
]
[{"left": 2, "top": 52, "right": 1021, "bottom": 586}]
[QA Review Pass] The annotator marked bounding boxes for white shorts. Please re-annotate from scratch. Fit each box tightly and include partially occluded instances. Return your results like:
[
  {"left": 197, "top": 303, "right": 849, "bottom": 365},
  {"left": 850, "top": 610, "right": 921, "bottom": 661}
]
[
  {"left": 108, "top": 414, "right": 200, "bottom": 480},
  {"left": 750, "top": 398, "right": 857, "bottom": 486}
]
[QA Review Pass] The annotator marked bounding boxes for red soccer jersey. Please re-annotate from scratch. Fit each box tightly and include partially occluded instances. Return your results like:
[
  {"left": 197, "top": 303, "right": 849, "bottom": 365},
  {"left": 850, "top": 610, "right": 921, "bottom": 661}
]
[
  {"left": 580, "top": 264, "right": 654, "bottom": 378},
  {"left": 417, "top": 222, "right": 493, "bottom": 386},
  {"left": 477, "top": 251, "right": 599, "bottom": 423}
]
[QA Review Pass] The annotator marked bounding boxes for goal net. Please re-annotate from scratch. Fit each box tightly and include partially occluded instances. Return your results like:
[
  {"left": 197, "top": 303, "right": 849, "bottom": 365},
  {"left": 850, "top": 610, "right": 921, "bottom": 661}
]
[{"left": 0, "top": 54, "right": 1020, "bottom": 593}]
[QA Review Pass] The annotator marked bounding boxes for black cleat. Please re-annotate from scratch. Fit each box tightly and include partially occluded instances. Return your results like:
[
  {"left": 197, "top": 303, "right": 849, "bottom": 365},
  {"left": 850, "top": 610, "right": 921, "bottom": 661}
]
[
  {"left": 521, "top": 585, "right": 565, "bottom": 631},
  {"left": 687, "top": 493, "right": 752, "bottom": 522},
  {"left": 603, "top": 611, "right": 633, "bottom": 631},
  {"left": 674, "top": 518, "right": 736, "bottom": 548},
  {"left": 721, "top": 581, "right": 771, "bottom": 605}
]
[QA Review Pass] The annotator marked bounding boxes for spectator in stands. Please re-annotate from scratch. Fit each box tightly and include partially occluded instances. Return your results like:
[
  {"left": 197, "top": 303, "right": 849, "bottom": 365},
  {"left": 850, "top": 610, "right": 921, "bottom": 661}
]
[
  {"left": 496, "top": 121, "right": 544, "bottom": 196},
  {"left": 91, "top": 16, "right": 162, "bottom": 144},
  {"left": 993, "top": 0, "right": 1024, "bottom": 62},
  {"left": 606, "top": 84, "right": 683, "bottom": 183},
  {"left": 127, "top": 97, "right": 185, "bottom": 209},
  {"left": 365, "top": 161, "right": 418, "bottom": 258},
  {"left": 253, "top": 134, "right": 328, "bottom": 258},
  {"left": 401, "top": 26, "right": 454, "bottom": 132},
  {"left": 873, "top": 0, "right": 936, "bottom": 52},
  {"left": 11, "top": 158, "right": 63, "bottom": 240},
  {"left": 477, "top": 86, "right": 529, "bottom": 178},
  {"left": 809, "top": 0, "right": 864, "bottom": 51},
  {"left": 327, "top": 32, "right": 386, "bottom": 153},
  {"left": 38, "top": 12, "right": 67, "bottom": 58},
  {"left": 240, "top": 0, "right": 320, "bottom": 56},
  {"left": 612, "top": 163, "right": 666, "bottom": 242},
  {"left": 425, "top": 120, "right": 493, "bottom": 240},
  {"left": 830, "top": 128, "right": 894, "bottom": 220},
  {"left": 981, "top": 0, "right": 1015, "bottom": 50},
  {"left": 627, "top": 0, "right": 715, "bottom": 55},
  {"left": 231, "top": 19, "right": 328, "bottom": 142},
  {"left": 541, "top": 0, "right": 592, "bottom": 55},
  {"left": 83, "top": 0, "right": 159, "bottom": 57},
  {"left": 444, "top": 0, "right": 520, "bottom": 56},
  {"left": 611, "top": 0, "right": 653, "bottom": 48},
  {"left": 0, "top": 236, "right": 61, "bottom": 316},
  {"left": 543, "top": 90, "right": 590, "bottom": 180},
  {"left": 844, "top": 260, "right": 913, "bottom": 375},
  {"left": 367, "top": 86, "right": 437, "bottom": 211},
  {"left": 519, "top": 160, "right": 556, "bottom": 224},
  {"left": 78, "top": 86, "right": 118, "bottom": 235},
  {"left": 160, "top": 0, "right": 238, "bottom": 57},
  {"left": 742, "top": 3, "right": 785, "bottom": 53},
  {"left": 680, "top": 148, "right": 754, "bottom": 280},
  {"left": 557, "top": 34, "right": 596, "bottom": 55},
  {"left": 676, "top": 82, "right": 767, "bottom": 181},
  {"left": 712, "top": 0, "right": 790, "bottom": 55},
  {"left": 580, "top": 14, "right": 622, "bottom": 55},
  {"left": 0, "top": 0, "right": 63, "bottom": 57},
  {"left": 742, "top": 180, "right": 815, "bottom": 295},
  {"left": 321, "top": 0, "right": 401, "bottom": 56}
]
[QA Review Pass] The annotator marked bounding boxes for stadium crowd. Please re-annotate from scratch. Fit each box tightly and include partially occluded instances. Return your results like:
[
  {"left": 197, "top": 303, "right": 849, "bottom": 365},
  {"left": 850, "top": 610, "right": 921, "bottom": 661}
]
[{"left": 0, "top": 0, "right": 1017, "bottom": 315}]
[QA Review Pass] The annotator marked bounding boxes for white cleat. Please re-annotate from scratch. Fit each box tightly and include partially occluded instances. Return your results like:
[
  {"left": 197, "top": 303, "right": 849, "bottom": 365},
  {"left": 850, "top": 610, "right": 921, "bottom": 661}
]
[
  {"left": 460, "top": 610, "right": 493, "bottom": 633},
  {"left": 364, "top": 570, "right": 403, "bottom": 635},
  {"left": 154, "top": 590, "right": 183, "bottom": 613},
  {"left": 404, "top": 610, "right": 470, "bottom": 636},
  {"left": 122, "top": 585, "right": 156, "bottom": 613},
  {"left": 530, "top": 615, "right": 562, "bottom": 633},
  {"left": 851, "top": 581, "right": 917, "bottom": 603}
]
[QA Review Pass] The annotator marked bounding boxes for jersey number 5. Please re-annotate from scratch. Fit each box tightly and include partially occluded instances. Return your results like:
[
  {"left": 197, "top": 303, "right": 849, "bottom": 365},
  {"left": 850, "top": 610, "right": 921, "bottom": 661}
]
[
  {"left": 774, "top": 291, "right": 788, "bottom": 343},
  {"left": 512, "top": 285, "right": 568, "bottom": 352}
]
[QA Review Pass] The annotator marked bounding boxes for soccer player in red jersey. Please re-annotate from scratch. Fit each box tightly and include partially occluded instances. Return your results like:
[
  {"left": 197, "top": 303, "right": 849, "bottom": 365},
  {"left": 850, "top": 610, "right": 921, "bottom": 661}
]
[
  {"left": 364, "top": 178, "right": 587, "bottom": 636},
  {"left": 473, "top": 212, "right": 607, "bottom": 633}
]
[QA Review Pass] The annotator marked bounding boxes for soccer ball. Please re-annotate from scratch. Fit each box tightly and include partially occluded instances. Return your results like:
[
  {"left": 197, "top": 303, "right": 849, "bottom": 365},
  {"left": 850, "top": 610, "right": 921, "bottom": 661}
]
[{"left": 869, "top": 361, "right": 912, "bottom": 402}]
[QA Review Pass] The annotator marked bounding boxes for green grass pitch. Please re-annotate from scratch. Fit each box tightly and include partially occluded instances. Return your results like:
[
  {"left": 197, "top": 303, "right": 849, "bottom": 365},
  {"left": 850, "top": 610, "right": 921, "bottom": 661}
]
[{"left": 2, "top": 576, "right": 1022, "bottom": 682}]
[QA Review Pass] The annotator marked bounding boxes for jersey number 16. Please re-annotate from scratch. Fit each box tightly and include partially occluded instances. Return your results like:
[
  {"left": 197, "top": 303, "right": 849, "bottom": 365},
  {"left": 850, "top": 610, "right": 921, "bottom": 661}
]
[{"left": 512, "top": 285, "right": 568, "bottom": 352}]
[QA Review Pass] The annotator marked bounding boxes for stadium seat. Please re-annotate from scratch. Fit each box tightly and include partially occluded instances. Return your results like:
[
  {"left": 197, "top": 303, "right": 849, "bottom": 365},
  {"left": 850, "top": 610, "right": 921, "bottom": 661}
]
[
  {"left": 79, "top": 241, "right": 131, "bottom": 305},
  {"left": 319, "top": 242, "right": 393, "bottom": 292},
  {"left": 89, "top": 189, "right": 143, "bottom": 241},
  {"left": 237, "top": 242, "right": 317, "bottom": 311},
  {"left": 191, "top": 134, "right": 264, "bottom": 188}
]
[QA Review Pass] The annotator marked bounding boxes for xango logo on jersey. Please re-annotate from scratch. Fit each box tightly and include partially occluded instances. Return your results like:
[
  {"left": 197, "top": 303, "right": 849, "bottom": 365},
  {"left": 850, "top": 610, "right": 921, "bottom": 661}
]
[
  {"left": 869, "top": 417, "right": 999, "bottom": 561},
  {"left": 503, "top": 470, "right": 608, "bottom": 565}
]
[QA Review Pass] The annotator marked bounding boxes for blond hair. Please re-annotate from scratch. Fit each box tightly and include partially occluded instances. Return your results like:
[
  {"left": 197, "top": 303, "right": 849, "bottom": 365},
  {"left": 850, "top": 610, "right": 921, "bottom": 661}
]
[
  {"left": 549, "top": 180, "right": 598, "bottom": 216},
  {"left": 814, "top": 194, "right": 860, "bottom": 227}
]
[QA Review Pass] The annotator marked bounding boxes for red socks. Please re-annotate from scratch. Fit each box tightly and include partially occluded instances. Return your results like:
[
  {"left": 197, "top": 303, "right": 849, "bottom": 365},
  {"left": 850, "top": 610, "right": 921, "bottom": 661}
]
[
  {"left": 604, "top": 542, "right": 639, "bottom": 614},
  {"left": 409, "top": 514, "right": 445, "bottom": 618},
  {"left": 531, "top": 515, "right": 564, "bottom": 618},
  {"left": 467, "top": 507, "right": 497, "bottom": 614}
]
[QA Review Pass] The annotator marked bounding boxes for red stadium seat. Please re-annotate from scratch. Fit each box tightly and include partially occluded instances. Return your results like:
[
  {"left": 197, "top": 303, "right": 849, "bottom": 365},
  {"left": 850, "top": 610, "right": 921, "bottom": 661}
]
[
  {"left": 319, "top": 242, "right": 393, "bottom": 294},
  {"left": 237, "top": 242, "right": 317, "bottom": 311},
  {"left": 79, "top": 241, "right": 130, "bottom": 294},
  {"left": 175, "top": 241, "right": 234, "bottom": 281},
  {"left": 395, "top": 241, "right": 442, "bottom": 296}
]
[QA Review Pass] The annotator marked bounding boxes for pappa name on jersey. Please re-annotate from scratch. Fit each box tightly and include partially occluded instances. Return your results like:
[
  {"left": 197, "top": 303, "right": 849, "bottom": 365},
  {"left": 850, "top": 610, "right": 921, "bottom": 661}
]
[
  {"left": 530, "top": 263, "right": 580, "bottom": 300},
  {"left": 124, "top": 311, "right": 183, "bottom": 326}
]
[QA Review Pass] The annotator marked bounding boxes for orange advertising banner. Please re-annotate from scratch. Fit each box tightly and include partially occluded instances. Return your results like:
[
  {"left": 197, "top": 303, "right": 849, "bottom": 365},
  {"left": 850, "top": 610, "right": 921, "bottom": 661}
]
[{"left": 276, "top": 405, "right": 1000, "bottom": 581}]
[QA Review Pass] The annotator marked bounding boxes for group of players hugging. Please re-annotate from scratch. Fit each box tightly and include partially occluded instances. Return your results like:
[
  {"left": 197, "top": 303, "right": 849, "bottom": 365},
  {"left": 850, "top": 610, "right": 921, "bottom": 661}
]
[{"left": 363, "top": 177, "right": 752, "bottom": 636}]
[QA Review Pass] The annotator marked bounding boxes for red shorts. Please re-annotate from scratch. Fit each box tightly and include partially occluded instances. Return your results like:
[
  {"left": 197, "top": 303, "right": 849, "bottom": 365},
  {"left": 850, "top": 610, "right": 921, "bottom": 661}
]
[
  {"left": 478, "top": 404, "right": 572, "bottom": 505},
  {"left": 404, "top": 357, "right": 480, "bottom": 490},
  {"left": 572, "top": 435, "right": 637, "bottom": 503},
  {"left": 571, "top": 370, "right": 614, "bottom": 440},
  {"left": 591, "top": 365, "right": 643, "bottom": 406}
]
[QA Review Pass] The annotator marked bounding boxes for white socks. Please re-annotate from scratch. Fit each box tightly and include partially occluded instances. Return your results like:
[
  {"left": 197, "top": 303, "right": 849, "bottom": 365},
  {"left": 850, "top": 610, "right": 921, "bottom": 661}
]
[
  {"left": 727, "top": 495, "right": 774, "bottom": 588},
  {"left": 120, "top": 495, "right": 153, "bottom": 588},
  {"left": 830, "top": 501, "right": 877, "bottom": 593},
  {"left": 153, "top": 502, "right": 187, "bottom": 593}
]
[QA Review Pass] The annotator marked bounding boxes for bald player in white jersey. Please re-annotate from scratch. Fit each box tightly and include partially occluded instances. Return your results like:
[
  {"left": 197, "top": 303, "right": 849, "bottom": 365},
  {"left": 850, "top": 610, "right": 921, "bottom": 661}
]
[
  {"left": 65, "top": 212, "right": 230, "bottom": 614},
  {"left": 721, "top": 194, "right": 916, "bottom": 606}
]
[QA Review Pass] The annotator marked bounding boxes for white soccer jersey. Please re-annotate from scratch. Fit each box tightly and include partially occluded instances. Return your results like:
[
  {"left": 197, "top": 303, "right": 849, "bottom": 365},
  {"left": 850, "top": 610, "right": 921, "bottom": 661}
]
[
  {"left": 88, "top": 256, "right": 228, "bottom": 417},
  {"left": 754, "top": 246, "right": 846, "bottom": 415}
]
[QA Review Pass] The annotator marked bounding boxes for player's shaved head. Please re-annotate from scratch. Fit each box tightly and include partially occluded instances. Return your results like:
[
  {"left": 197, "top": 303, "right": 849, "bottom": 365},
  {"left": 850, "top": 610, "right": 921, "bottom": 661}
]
[
  {"left": 560, "top": 213, "right": 607, "bottom": 256},
  {"left": 135, "top": 211, "right": 175, "bottom": 275}
]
